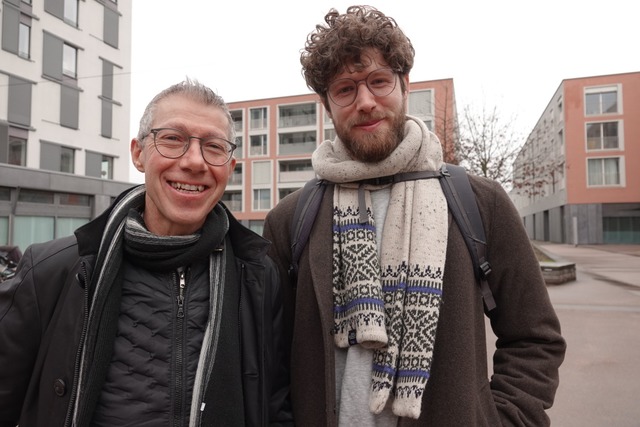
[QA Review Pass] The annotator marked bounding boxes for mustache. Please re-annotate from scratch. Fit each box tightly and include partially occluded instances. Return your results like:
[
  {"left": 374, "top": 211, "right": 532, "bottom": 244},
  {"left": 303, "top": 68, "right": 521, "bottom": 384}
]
[{"left": 349, "top": 113, "right": 386, "bottom": 127}]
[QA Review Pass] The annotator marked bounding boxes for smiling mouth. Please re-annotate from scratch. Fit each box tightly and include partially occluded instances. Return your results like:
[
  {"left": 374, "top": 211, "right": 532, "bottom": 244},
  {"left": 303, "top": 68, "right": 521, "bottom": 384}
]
[{"left": 170, "top": 181, "right": 205, "bottom": 193}]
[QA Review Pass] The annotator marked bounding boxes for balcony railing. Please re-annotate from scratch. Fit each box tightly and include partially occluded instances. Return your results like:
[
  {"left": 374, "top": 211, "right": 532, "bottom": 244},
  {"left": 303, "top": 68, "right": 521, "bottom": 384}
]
[{"left": 279, "top": 169, "right": 315, "bottom": 183}]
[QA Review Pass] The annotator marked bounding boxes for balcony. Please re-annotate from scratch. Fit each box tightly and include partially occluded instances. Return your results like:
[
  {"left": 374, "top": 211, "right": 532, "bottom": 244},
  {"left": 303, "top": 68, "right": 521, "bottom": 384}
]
[
  {"left": 279, "top": 141, "right": 316, "bottom": 156},
  {"left": 279, "top": 169, "right": 315, "bottom": 183}
]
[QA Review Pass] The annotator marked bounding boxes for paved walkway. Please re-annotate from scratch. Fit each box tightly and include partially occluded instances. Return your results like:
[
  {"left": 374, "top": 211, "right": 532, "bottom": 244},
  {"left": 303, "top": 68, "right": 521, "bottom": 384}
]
[
  {"left": 487, "top": 241, "right": 640, "bottom": 426},
  {"left": 533, "top": 241, "right": 640, "bottom": 289}
]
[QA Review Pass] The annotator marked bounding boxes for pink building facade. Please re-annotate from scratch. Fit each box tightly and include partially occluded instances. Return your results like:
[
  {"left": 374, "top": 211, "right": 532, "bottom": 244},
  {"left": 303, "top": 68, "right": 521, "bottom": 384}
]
[{"left": 511, "top": 72, "right": 640, "bottom": 244}]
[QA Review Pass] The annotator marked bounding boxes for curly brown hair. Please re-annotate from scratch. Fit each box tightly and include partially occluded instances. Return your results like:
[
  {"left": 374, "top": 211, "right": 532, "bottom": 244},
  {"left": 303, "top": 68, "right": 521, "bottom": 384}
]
[{"left": 300, "top": 5, "right": 415, "bottom": 102}]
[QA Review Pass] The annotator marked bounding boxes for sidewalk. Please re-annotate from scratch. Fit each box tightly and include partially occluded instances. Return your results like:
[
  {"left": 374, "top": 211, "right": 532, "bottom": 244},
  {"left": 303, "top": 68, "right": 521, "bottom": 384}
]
[
  {"left": 533, "top": 241, "right": 640, "bottom": 289},
  {"left": 518, "top": 241, "right": 640, "bottom": 426}
]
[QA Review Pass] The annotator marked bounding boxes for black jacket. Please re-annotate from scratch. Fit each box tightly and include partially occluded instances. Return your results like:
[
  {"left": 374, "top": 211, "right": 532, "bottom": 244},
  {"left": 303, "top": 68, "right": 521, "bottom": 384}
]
[{"left": 0, "top": 194, "right": 292, "bottom": 427}]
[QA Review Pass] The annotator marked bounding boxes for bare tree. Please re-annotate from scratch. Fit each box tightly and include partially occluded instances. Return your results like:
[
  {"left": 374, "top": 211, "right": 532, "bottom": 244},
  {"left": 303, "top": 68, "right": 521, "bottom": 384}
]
[
  {"left": 456, "top": 104, "right": 524, "bottom": 189},
  {"left": 511, "top": 134, "right": 566, "bottom": 198},
  {"left": 432, "top": 84, "right": 459, "bottom": 165}
]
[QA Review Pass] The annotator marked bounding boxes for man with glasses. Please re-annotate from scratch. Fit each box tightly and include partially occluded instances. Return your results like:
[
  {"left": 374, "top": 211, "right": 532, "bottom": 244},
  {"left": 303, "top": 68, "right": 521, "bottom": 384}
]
[
  {"left": 263, "top": 6, "right": 565, "bottom": 426},
  {"left": 0, "top": 78, "right": 293, "bottom": 426}
]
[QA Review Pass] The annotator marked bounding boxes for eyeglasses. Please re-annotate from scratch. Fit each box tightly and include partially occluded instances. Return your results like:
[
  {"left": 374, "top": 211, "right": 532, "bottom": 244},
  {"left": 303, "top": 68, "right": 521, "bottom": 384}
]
[
  {"left": 327, "top": 68, "right": 399, "bottom": 107},
  {"left": 145, "top": 128, "right": 237, "bottom": 166}
]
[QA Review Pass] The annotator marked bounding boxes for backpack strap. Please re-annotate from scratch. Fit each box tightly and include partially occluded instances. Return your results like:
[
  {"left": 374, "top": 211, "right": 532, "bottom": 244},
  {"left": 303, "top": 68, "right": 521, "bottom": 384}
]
[
  {"left": 288, "top": 165, "right": 496, "bottom": 312},
  {"left": 289, "top": 177, "right": 327, "bottom": 287},
  {"left": 439, "top": 164, "right": 496, "bottom": 311}
]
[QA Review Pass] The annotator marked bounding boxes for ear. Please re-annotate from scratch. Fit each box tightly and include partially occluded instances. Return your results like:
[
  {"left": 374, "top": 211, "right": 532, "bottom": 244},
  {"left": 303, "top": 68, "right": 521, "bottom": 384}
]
[{"left": 130, "top": 138, "right": 145, "bottom": 172}]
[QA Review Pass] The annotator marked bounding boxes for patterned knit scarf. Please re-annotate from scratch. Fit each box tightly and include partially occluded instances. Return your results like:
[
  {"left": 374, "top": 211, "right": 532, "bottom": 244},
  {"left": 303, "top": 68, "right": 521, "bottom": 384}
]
[{"left": 312, "top": 116, "right": 448, "bottom": 419}]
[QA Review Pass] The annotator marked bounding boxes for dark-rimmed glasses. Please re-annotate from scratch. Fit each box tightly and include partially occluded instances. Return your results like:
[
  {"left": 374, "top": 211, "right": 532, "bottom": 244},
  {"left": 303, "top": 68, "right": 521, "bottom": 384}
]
[
  {"left": 327, "top": 68, "right": 399, "bottom": 107},
  {"left": 145, "top": 128, "right": 236, "bottom": 166}
]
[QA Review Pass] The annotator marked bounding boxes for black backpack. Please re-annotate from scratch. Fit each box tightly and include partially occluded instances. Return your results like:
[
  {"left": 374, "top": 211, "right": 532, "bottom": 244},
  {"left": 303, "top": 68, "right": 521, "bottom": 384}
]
[{"left": 288, "top": 163, "right": 496, "bottom": 311}]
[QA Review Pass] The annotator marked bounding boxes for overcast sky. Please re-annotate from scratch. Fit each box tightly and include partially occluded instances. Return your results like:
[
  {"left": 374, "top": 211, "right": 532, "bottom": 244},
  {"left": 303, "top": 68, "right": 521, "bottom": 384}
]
[{"left": 128, "top": 0, "right": 639, "bottom": 182}]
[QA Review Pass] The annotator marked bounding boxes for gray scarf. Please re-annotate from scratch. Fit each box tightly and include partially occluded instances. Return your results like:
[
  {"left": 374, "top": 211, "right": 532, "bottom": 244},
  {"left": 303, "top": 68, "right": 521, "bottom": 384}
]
[{"left": 313, "top": 116, "right": 448, "bottom": 419}]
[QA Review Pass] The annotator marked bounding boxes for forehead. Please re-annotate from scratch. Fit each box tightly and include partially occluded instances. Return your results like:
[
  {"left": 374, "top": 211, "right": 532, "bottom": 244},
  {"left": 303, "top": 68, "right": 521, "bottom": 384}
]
[
  {"left": 152, "top": 94, "right": 227, "bottom": 129},
  {"left": 333, "top": 49, "right": 388, "bottom": 79}
]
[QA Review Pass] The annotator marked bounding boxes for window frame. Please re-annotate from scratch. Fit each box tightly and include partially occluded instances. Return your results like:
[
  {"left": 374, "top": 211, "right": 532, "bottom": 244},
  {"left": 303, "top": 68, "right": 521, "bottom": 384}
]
[
  {"left": 584, "top": 85, "right": 621, "bottom": 116},
  {"left": 586, "top": 156, "right": 623, "bottom": 187}
]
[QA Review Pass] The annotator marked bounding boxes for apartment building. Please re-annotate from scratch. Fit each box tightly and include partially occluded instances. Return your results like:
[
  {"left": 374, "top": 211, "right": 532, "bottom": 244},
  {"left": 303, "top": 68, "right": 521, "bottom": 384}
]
[
  {"left": 225, "top": 78, "right": 457, "bottom": 234},
  {"left": 511, "top": 72, "right": 640, "bottom": 244},
  {"left": 0, "top": 0, "right": 133, "bottom": 251}
]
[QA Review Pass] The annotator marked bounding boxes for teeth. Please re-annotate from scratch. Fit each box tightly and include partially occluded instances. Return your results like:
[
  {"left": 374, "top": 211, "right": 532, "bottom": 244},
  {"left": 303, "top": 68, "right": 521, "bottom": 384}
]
[{"left": 171, "top": 182, "right": 204, "bottom": 192}]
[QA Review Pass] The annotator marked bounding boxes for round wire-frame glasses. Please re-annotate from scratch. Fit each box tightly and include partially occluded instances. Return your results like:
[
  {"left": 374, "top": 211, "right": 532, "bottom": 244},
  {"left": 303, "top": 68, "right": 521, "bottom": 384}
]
[
  {"left": 146, "top": 128, "right": 237, "bottom": 166},
  {"left": 327, "top": 68, "right": 399, "bottom": 107}
]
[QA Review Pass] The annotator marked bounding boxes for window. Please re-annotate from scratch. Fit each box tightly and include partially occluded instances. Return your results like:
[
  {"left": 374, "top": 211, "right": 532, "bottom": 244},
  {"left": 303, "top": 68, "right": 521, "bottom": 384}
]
[
  {"left": 8, "top": 136, "right": 27, "bottom": 166},
  {"left": 279, "top": 103, "right": 316, "bottom": 128},
  {"left": 586, "top": 122, "right": 619, "bottom": 150},
  {"left": 101, "top": 59, "right": 122, "bottom": 138},
  {"left": 587, "top": 157, "right": 621, "bottom": 186},
  {"left": 221, "top": 191, "right": 242, "bottom": 212},
  {"left": 278, "top": 131, "right": 316, "bottom": 155},
  {"left": 248, "top": 220, "right": 264, "bottom": 235},
  {"left": 41, "top": 142, "right": 75, "bottom": 173},
  {"left": 56, "top": 217, "right": 88, "bottom": 237},
  {"left": 2, "top": 6, "right": 32, "bottom": 59},
  {"left": 408, "top": 90, "right": 433, "bottom": 117},
  {"left": 252, "top": 161, "right": 271, "bottom": 185},
  {"left": 62, "top": 43, "right": 77, "bottom": 78},
  {"left": 63, "top": 0, "right": 78, "bottom": 25},
  {"left": 279, "top": 160, "right": 313, "bottom": 183},
  {"left": 585, "top": 87, "right": 618, "bottom": 115},
  {"left": 60, "top": 147, "right": 74, "bottom": 173},
  {"left": 59, "top": 193, "right": 90, "bottom": 206},
  {"left": 279, "top": 188, "right": 297, "bottom": 201},
  {"left": 1, "top": 125, "right": 28, "bottom": 166},
  {"left": 86, "top": 152, "right": 113, "bottom": 179},
  {"left": 250, "top": 134, "right": 268, "bottom": 156},
  {"left": 0, "top": 217, "right": 8, "bottom": 246},
  {"left": 103, "top": 5, "right": 120, "bottom": 48},
  {"left": 14, "top": 216, "right": 54, "bottom": 250},
  {"left": 231, "top": 110, "right": 244, "bottom": 133},
  {"left": 18, "top": 189, "right": 55, "bottom": 204},
  {"left": 43, "top": 33, "right": 81, "bottom": 83},
  {"left": 18, "top": 23, "right": 30, "bottom": 58},
  {"left": 324, "top": 128, "right": 336, "bottom": 141},
  {"left": 45, "top": 0, "right": 78, "bottom": 26},
  {"left": 8, "top": 76, "right": 32, "bottom": 126},
  {"left": 250, "top": 107, "right": 267, "bottom": 130},
  {"left": 228, "top": 163, "right": 243, "bottom": 186},
  {"left": 231, "top": 111, "right": 244, "bottom": 158},
  {"left": 253, "top": 189, "right": 271, "bottom": 211}
]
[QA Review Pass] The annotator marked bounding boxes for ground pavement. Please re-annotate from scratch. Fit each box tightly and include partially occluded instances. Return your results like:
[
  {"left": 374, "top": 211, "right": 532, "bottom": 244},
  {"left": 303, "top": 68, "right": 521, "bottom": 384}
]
[{"left": 486, "top": 242, "right": 640, "bottom": 427}]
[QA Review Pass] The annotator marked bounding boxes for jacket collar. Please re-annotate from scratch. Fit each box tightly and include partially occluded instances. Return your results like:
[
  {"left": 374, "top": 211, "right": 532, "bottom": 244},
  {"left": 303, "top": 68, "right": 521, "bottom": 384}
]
[{"left": 74, "top": 185, "right": 270, "bottom": 261}]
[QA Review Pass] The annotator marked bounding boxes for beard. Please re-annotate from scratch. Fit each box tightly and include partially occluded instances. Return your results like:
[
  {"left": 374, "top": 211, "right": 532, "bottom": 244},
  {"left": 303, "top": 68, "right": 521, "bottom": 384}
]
[{"left": 334, "top": 103, "right": 407, "bottom": 163}]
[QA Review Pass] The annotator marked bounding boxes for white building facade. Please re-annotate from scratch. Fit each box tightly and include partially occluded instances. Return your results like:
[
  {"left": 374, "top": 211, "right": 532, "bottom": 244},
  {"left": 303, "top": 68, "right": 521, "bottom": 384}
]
[{"left": 1, "top": 0, "right": 134, "bottom": 251}]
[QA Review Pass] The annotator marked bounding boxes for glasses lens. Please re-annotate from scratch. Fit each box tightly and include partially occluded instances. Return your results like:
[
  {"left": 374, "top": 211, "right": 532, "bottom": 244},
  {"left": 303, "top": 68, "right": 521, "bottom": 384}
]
[
  {"left": 366, "top": 69, "right": 397, "bottom": 97},
  {"left": 154, "top": 128, "right": 189, "bottom": 158},
  {"left": 327, "top": 68, "right": 397, "bottom": 107},
  {"left": 201, "top": 137, "right": 234, "bottom": 165},
  {"left": 328, "top": 79, "right": 357, "bottom": 107}
]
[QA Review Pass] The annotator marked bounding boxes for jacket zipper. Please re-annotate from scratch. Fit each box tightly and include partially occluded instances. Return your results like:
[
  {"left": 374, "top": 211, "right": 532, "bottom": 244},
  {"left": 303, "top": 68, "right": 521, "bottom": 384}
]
[
  {"left": 173, "top": 267, "right": 187, "bottom": 427},
  {"left": 64, "top": 261, "right": 90, "bottom": 427}
]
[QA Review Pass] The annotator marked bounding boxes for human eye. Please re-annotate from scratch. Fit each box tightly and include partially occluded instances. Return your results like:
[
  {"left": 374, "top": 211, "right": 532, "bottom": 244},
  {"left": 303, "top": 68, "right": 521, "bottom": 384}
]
[
  {"left": 157, "top": 129, "right": 187, "bottom": 145},
  {"left": 369, "top": 70, "right": 395, "bottom": 88},
  {"left": 330, "top": 79, "right": 356, "bottom": 99},
  {"left": 202, "top": 138, "right": 229, "bottom": 154}
]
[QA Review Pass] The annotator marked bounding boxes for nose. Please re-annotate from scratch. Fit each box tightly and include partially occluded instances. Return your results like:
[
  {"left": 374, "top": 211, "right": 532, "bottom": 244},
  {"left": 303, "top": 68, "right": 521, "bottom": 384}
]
[
  {"left": 354, "top": 80, "right": 376, "bottom": 112},
  {"left": 179, "top": 138, "right": 207, "bottom": 170}
]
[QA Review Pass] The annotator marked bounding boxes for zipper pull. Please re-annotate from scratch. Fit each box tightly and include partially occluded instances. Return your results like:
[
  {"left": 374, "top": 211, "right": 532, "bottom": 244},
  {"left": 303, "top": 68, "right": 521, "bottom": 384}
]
[{"left": 177, "top": 268, "right": 186, "bottom": 318}]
